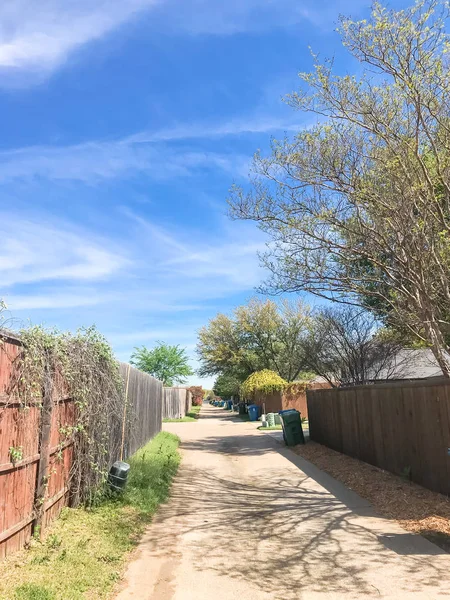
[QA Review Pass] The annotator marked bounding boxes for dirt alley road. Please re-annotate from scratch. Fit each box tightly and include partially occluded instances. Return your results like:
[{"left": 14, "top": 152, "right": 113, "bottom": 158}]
[{"left": 115, "top": 404, "right": 450, "bottom": 600}]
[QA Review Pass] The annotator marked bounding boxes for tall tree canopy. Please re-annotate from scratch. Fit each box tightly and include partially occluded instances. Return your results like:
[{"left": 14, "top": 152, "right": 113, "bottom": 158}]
[
  {"left": 213, "top": 373, "right": 241, "bottom": 398},
  {"left": 130, "top": 343, "right": 194, "bottom": 386},
  {"left": 302, "top": 307, "right": 408, "bottom": 387},
  {"left": 230, "top": 0, "right": 450, "bottom": 376},
  {"left": 197, "top": 298, "right": 310, "bottom": 382}
]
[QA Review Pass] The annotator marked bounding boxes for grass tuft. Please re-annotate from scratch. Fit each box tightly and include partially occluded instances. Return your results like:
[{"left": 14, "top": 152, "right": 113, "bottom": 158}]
[
  {"left": 124, "top": 431, "right": 181, "bottom": 512},
  {"left": 0, "top": 432, "right": 181, "bottom": 600},
  {"left": 15, "top": 584, "right": 55, "bottom": 600}
]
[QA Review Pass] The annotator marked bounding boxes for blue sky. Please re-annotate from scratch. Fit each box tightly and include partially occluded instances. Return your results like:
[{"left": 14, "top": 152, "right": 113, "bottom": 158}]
[{"left": 0, "top": 0, "right": 409, "bottom": 388}]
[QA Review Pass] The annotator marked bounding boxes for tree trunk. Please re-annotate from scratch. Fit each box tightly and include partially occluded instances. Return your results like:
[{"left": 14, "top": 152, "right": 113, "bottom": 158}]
[
  {"left": 34, "top": 364, "right": 54, "bottom": 538},
  {"left": 424, "top": 317, "right": 450, "bottom": 378}
]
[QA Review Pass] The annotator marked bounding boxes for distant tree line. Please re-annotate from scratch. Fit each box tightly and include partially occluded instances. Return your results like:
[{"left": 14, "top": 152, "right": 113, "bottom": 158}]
[{"left": 197, "top": 298, "right": 404, "bottom": 390}]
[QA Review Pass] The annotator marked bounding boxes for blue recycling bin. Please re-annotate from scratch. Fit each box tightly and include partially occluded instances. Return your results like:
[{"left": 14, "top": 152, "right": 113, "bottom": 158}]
[
  {"left": 227, "top": 400, "right": 233, "bottom": 410},
  {"left": 248, "top": 404, "right": 259, "bottom": 422}
]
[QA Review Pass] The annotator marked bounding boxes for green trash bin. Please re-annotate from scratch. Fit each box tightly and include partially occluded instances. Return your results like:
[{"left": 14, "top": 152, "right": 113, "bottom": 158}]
[{"left": 279, "top": 409, "right": 305, "bottom": 446}]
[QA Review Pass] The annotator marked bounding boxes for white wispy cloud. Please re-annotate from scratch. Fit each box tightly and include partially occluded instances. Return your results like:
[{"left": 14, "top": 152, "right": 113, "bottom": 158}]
[
  {"left": 0, "top": 108, "right": 308, "bottom": 184},
  {"left": 0, "top": 213, "right": 127, "bottom": 288},
  {"left": 154, "top": 0, "right": 312, "bottom": 36},
  {"left": 0, "top": 1, "right": 160, "bottom": 80},
  {"left": 1, "top": 208, "right": 266, "bottom": 312},
  {"left": 108, "top": 326, "right": 202, "bottom": 346},
  {"left": 127, "top": 115, "right": 303, "bottom": 144},
  {"left": 0, "top": 0, "right": 368, "bottom": 86},
  {"left": 148, "top": 0, "right": 369, "bottom": 37},
  {"left": 3, "top": 293, "right": 108, "bottom": 311},
  {"left": 0, "top": 139, "right": 250, "bottom": 184},
  {"left": 1, "top": 208, "right": 267, "bottom": 387},
  {"left": 1, "top": 0, "right": 310, "bottom": 78},
  {"left": 123, "top": 208, "right": 266, "bottom": 290},
  {"left": 161, "top": 242, "right": 264, "bottom": 287}
]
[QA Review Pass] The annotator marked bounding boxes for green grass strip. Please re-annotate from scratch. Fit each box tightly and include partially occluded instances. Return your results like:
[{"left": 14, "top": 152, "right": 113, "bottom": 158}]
[
  {"left": 163, "top": 404, "right": 202, "bottom": 423},
  {"left": 0, "top": 432, "right": 181, "bottom": 600}
]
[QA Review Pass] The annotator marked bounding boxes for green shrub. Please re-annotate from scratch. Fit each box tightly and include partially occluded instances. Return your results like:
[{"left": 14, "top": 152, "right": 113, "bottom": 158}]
[{"left": 241, "top": 370, "right": 288, "bottom": 399}]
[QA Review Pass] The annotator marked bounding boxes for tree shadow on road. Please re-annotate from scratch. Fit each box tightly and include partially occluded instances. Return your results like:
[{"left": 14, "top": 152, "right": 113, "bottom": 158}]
[{"left": 135, "top": 433, "right": 450, "bottom": 600}]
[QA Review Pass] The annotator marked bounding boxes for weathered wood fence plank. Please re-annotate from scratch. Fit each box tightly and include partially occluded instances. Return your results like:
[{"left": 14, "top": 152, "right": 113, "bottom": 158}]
[
  {"left": 307, "top": 378, "right": 450, "bottom": 496},
  {"left": 162, "top": 387, "right": 191, "bottom": 420},
  {"left": 0, "top": 332, "right": 163, "bottom": 560},
  {"left": 119, "top": 362, "right": 163, "bottom": 459}
]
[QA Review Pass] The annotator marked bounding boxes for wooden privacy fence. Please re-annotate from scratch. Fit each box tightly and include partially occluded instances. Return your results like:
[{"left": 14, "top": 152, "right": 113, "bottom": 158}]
[
  {"left": 253, "top": 382, "right": 331, "bottom": 418},
  {"left": 119, "top": 363, "right": 163, "bottom": 458},
  {"left": 162, "top": 387, "right": 192, "bottom": 420},
  {"left": 0, "top": 333, "right": 162, "bottom": 560},
  {"left": 307, "top": 378, "right": 450, "bottom": 496}
]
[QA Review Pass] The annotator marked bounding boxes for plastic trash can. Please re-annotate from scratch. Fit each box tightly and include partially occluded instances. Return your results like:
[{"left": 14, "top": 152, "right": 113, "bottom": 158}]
[
  {"left": 248, "top": 404, "right": 259, "bottom": 422},
  {"left": 266, "top": 413, "right": 275, "bottom": 427},
  {"left": 278, "top": 409, "right": 291, "bottom": 443},
  {"left": 108, "top": 461, "right": 130, "bottom": 492},
  {"left": 278, "top": 409, "right": 305, "bottom": 446},
  {"left": 227, "top": 400, "right": 233, "bottom": 410}
]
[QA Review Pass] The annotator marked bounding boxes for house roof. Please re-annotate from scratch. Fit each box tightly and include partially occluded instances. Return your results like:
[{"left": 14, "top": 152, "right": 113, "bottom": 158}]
[
  {"left": 373, "top": 348, "right": 448, "bottom": 381},
  {"left": 0, "top": 328, "right": 22, "bottom": 344}
]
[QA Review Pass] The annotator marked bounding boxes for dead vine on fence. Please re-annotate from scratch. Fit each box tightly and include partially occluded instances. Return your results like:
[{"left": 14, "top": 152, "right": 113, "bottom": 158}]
[{"left": 9, "top": 325, "right": 124, "bottom": 506}]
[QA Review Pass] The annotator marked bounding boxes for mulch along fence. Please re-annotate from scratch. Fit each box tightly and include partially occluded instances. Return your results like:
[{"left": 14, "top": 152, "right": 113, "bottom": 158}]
[
  {"left": 162, "top": 387, "right": 192, "bottom": 420},
  {"left": 0, "top": 333, "right": 162, "bottom": 560},
  {"left": 307, "top": 378, "right": 450, "bottom": 496}
]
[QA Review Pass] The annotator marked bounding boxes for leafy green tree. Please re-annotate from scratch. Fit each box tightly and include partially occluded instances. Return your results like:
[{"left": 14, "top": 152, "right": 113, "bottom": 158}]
[
  {"left": 197, "top": 298, "right": 310, "bottom": 382},
  {"left": 213, "top": 374, "right": 241, "bottom": 398},
  {"left": 230, "top": 0, "right": 450, "bottom": 376},
  {"left": 130, "top": 343, "right": 194, "bottom": 386},
  {"left": 197, "top": 311, "right": 258, "bottom": 382}
]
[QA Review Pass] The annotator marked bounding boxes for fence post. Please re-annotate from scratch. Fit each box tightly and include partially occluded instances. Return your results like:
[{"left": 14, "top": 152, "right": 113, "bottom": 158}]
[
  {"left": 33, "top": 368, "right": 53, "bottom": 539},
  {"left": 120, "top": 364, "right": 131, "bottom": 462}
]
